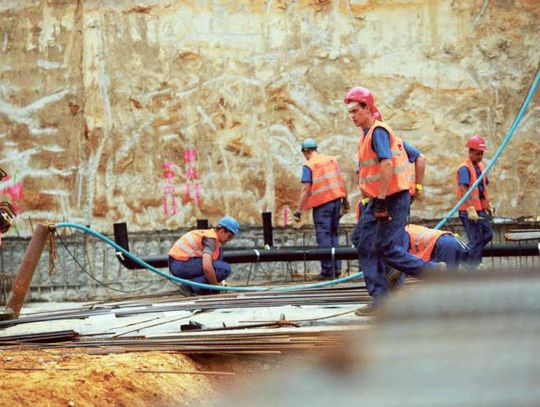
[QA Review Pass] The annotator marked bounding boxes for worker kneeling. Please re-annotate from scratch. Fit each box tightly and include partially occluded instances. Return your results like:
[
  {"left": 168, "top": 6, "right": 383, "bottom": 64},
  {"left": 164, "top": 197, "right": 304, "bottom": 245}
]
[
  {"left": 385, "top": 224, "right": 470, "bottom": 290},
  {"left": 405, "top": 224, "right": 469, "bottom": 269},
  {"left": 168, "top": 216, "right": 239, "bottom": 295}
]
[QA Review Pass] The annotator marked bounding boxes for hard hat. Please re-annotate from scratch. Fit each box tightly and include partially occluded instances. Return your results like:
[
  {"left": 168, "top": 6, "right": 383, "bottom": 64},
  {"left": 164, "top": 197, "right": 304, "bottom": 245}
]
[
  {"left": 301, "top": 138, "right": 318, "bottom": 151},
  {"left": 467, "top": 135, "right": 487, "bottom": 151},
  {"left": 344, "top": 86, "right": 383, "bottom": 120},
  {"left": 344, "top": 86, "right": 375, "bottom": 106},
  {"left": 217, "top": 216, "right": 240, "bottom": 235}
]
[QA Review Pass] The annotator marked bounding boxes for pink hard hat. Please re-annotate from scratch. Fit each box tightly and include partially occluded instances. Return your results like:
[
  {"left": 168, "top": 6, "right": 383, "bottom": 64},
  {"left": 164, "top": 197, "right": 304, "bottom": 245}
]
[
  {"left": 467, "top": 135, "right": 487, "bottom": 151},
  {"left": 344, "top": 86, "right": 383, "bottom": 120}
]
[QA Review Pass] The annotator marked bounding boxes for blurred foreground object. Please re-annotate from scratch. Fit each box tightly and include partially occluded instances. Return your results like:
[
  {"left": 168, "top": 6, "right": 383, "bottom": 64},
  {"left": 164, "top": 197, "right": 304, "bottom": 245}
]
[{"left": 220, "top": 270, "right": 540, "bottom": 407}]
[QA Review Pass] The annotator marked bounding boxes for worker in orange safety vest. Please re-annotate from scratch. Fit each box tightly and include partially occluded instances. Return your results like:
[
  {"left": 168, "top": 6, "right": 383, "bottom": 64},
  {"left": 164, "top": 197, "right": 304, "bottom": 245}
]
[
  {"left": 345, "top": 86, "right": 443, "bottom": 315},
  {"left": 293, "top": 138, "right": 349, "bottom": 280},
  {"left": 456, "top": 135, "right": 494, "bottom": 269},
  {"left": 168, "top": 216, "right": 239, "bottom": 296}
]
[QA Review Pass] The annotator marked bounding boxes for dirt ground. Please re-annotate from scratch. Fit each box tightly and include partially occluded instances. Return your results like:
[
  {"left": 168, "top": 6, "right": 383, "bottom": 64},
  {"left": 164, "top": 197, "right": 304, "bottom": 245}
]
[{"left": 0, "top": 349, "right": 242, "bottom": 406}]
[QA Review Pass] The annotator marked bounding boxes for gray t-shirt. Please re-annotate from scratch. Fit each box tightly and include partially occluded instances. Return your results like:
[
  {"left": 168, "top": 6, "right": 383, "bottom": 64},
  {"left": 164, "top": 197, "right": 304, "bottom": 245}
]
[{"left": 202, "top": 237, "right": 216, "bottom": 256}]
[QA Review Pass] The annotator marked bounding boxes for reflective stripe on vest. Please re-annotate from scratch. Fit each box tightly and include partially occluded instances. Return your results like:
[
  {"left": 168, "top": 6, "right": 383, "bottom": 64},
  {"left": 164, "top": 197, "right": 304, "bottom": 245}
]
[
  {"left": 357, "top": 121, "right": 412, "bottom": 198},
  {"left": 406, "top": 224, "right": 449, "bottom": 261},
  {"left": 456, "top": 160, "right": 489, "bottom": 211},
  {"left": 168, "top": 229, "right": 220, "bottom": 261},
  {"left": 303, "top": 154, "right": 347, "bottom": 209}
]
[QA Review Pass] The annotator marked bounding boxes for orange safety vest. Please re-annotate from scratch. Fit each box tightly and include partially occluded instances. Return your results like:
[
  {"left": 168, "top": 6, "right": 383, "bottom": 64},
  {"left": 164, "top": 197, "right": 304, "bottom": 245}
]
[
  {"left": 456, "top": 160, "right": 489, "bottom": 211},
  {"left": 357, "top": 121, "right": 411, "bottom": 198},
  {"left": 168, "top": 229, "right": 221, "bottom": 261},
  {"left": 406, "top": 224, "right": 450, "bottom": 261},
  {"left": 303, "top": 154, "right": 347, "bottom": 209}
]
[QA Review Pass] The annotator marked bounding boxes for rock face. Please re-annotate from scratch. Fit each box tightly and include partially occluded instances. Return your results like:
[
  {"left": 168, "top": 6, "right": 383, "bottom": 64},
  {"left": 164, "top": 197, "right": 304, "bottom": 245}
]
[{"left": 0, "top": 0, "right": 539, "bottom": 235}]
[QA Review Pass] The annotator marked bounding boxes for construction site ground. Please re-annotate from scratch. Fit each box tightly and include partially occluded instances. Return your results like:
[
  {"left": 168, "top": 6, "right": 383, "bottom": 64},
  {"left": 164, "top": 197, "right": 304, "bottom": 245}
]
[{"left": 0, "top": 285, "right": 369, "bottom": 406}]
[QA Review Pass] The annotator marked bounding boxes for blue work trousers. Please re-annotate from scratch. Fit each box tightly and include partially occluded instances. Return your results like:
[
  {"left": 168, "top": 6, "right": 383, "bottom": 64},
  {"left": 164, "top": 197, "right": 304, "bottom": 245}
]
[
  {"left": 459, "top": 210, "right": 493, "bottom": 268},
  {"left": 431, "top": 234, "right": 470, "bottom": 269},
  {"left": 356, "top": 190, "right": 437, "bottom": 303},
  {"left": 168, "top": 250, "right": 232, "bottom": 295},
  {"left": 313, "top": 198, "right": 342, "bottom": 276}
]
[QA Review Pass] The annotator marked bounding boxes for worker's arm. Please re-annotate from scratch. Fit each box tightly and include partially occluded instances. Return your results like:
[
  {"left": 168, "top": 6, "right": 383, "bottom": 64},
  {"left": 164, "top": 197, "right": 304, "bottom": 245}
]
[
  {"left": 202, "top": 253, "right": 218, "bottom": 285},
  {"left": 377, "top": 158, "right": 393, "bottom": 199},
  {"left": 295, "top": 183, "right": 311, "bottom": 212},
  {"left": 414, "top": 153, "right": 425, "bottom": 186}
]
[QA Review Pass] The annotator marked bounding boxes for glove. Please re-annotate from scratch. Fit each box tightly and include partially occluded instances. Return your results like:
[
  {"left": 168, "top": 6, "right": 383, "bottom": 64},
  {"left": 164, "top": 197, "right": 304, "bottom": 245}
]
[
  {"left": 340, "top": 198, "right": 350, "bottom": 217},
  {"left": 466, "top": 206, "right": 479, "bottom": 222},
  {"left": 361, "top": 197, "right": 370, "bottom": 207},
  {"left": 486, "top": 203, "right": 495, "bottom": 218},
  {"left": 373, "top": 198, "right": 391, "bottom": 222},
  {"left": 292, "top": 210, "right": 302, "bottom": 223},
  {"left": 411, "top": 184, "right": 423, "bottom": 203},
  {"left": 220, "top": 280, "right": 228, "bottom": 287}
]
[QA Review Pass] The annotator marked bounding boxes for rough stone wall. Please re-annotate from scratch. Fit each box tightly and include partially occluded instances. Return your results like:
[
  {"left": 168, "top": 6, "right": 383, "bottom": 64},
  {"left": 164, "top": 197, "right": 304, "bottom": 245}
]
[{"left": 0, "top": 0, "right": 539, "bottom": 236}]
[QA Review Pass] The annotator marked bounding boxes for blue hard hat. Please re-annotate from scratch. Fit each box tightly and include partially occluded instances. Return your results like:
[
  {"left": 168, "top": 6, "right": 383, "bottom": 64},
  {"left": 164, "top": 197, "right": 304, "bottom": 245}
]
[
  {"left": 217, "top": 216, "right": 240, "bottom": 235},
  {"left": 301, "top": 138, "right": 318, "bottom": 151}
]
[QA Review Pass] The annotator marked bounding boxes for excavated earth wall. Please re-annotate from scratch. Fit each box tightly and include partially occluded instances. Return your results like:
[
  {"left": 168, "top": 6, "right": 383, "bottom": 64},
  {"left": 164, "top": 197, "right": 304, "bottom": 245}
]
[{"left": 0, "top": 0, "right": 539, "bottom": 238}]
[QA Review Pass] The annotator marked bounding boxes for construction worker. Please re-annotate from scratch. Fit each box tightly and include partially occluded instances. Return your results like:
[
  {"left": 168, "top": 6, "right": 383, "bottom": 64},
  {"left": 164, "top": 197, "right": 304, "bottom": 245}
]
[
  {"left": 345, "top": 86, "right": 442, "bottom": 314},
  {"left": 405, "top": 224, "right": 469, "bottom": 269},
  {"left": 456, "top": 135, "right": 494, "bottom": 268},
  {"left": 168, "top": 216, "right": 239, "bottom": 296},
  {"left": 354, "top": 202, "right": 468, "bottom": 287},
  {"left": 293, "top": 138, "right": 349, "bottom": 280},
  {"left": 351, "top": 140, "right": 425, "bottom": 247}
]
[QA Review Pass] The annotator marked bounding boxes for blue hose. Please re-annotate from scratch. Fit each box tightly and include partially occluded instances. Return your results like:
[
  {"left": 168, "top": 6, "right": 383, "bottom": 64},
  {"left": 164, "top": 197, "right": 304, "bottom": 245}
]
[
  {"left": 55, "top": 67, "right": 540, "bottom": 291},
  {"left": 434, "top": 66, "right": 540, "bottom": 230},
  {"left": 55, "top": 222, "right": 363, "bottom": 292}
]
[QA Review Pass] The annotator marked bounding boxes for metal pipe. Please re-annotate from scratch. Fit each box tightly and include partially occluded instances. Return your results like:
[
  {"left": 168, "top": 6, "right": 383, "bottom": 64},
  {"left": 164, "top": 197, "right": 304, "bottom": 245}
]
[
  {"left": 262, "top": 212, "right": 273, "bottom": 247},
  {"left": 196, "top": 219, "right": 209, "bottom": 229},
  {"left": 112, "top": 227, "right": 539, "bottom": 270},
  {"left": 113, "top": 222, "right": 138, "bottom": 270},
  {"left": 3, "top": 224, "right": 52, "bottom": 319}
]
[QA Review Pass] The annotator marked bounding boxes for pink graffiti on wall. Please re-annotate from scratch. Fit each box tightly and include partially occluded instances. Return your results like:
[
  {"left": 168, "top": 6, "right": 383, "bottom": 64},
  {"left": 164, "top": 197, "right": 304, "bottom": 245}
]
[
  {"left": 183, "top": 148, "right": 202, "bottom": 206},
  {"left": 162, "top": 161, "right": 178, "bottom": 216},
  {"left": 161, "top": 149, "right": 203, "bottom": 217},
  {"left": 1, "top": 175, "right": 24, "bottom": 212}
]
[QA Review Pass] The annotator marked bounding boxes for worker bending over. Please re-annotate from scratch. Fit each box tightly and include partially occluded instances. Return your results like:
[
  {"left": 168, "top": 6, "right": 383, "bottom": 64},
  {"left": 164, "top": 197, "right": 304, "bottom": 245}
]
[
  {"left": 456, "top": 135, "right": 494, "bottom": 269},
  {"left": 405, "top": 224, "right": 469, "bottom": 269},
  {"left": 293, "top": 138, "right": 349, "bottom": 280},
  {"left": 168, "top": 216, "right": 239, "bottom": 295}
]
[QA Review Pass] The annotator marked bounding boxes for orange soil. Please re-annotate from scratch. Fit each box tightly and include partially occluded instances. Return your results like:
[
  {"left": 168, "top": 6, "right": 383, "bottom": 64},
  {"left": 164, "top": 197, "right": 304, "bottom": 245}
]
[{"left": 0, "top": 349, "right": 227, "bottom": 406}]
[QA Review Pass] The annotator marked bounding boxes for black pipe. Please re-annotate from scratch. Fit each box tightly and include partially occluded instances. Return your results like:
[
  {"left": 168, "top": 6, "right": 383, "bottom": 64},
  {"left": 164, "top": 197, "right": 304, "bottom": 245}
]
[
  {"left": 262, "top": 212, "right": 273, "bottom": 247},
  {"left": 113, "top": 222, "right": 138, "bottom": 269},
  {"left": 113, "top": 223, "right": 539, "bottom": 269},
  {"left": 196, "top": 219, "right": 209, "bottom": 229}
]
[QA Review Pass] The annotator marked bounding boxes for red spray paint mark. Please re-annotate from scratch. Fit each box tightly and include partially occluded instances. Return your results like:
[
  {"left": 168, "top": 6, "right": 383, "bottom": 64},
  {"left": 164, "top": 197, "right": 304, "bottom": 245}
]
[
  {"left": 1, "top": 176, "right": 24, "bottom": 213},
  {"left": 183, "top": 148, "right": 202, "bottom": 206},
  {"left": 162, "top": 161, "right": 178, "bottom": 216}
]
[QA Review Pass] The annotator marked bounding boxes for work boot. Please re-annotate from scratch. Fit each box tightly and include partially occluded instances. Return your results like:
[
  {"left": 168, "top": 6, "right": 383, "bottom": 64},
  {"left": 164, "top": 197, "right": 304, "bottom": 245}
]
[
  {"left": 354, "top": 303, "right": 378, "bottom": 316},
  {"left": 177, "top": 284, "right": 195, "bottom": 297},
  {"left": 387, "top": 269, "right": 403, "bottom": 291},
  {"left": 420, "top": 261, "right": 447, "bottom": 276}
]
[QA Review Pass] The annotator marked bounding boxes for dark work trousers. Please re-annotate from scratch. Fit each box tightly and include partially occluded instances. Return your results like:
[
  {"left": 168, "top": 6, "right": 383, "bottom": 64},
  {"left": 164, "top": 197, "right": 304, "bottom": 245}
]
[
  {"left": 312, "top": 198, "right": 342, "bottom": 277},
  {"left": 459, "top": 210, "right": 493, "bottom": 268},
  {"left": 431, "top": 233, "right": 471, "bottom": 269},
  {"left": 356, "top": 190, "right": 438, "bottom": 304},
  {"left": 168, "top": 249, "right": 232, "bottom": 295}
]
